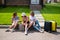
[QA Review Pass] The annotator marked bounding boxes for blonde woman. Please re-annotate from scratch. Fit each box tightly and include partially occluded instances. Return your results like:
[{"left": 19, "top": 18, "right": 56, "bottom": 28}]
[{"left": 21, "top": 12, "right": 29, "bottom": 35}]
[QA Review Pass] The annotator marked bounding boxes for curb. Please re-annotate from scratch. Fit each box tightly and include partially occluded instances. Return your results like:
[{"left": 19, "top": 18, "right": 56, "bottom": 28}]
[
  {"left": 0, "top": 25, "right": 10, "bottom": 28},
  {"left": 0, "top": 25, "right": 60, "bottom": 29}
]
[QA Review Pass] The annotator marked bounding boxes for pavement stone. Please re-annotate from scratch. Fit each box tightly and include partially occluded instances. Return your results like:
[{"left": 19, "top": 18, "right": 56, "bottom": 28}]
[
  {"left": 33, "top": 10, "right": 45, "bottom": 27},
  {"left": 0, "top": 29, "right": 60, "bottom": 40}
]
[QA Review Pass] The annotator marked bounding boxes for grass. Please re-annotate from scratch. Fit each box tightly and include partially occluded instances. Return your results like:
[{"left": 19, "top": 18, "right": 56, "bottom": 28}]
[
  {"left": 0, "top": 3, "right": 60, "bottom": 26},
  {"left": 0, "top": 6, "right": 30, "bottom": 24},
  {"left": 41, "top": 3, "right": 60, "bottom": 26}
]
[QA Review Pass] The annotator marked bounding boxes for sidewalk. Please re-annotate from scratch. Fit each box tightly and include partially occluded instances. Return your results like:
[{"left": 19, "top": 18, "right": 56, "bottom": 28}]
[
  {"left": 0, "top": 29, "right": 60, "bottom": 40},
  {"left": 33, "top": 10, "right": 45, "bottom": 27}
]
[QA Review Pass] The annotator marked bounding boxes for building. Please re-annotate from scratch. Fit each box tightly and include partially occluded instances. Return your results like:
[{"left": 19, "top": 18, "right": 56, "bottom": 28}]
[
  {"left": 0, "top": 0, "right": 2, "bottom": 5},
  {"left": 56, "top": 0, "right": 60, "bottom": 2},
  {"left": 44, "top": 0, "right": 60, "bottom": 3},
  {"left": 0, "top": 0, "right": 44, "bottom": 10}
]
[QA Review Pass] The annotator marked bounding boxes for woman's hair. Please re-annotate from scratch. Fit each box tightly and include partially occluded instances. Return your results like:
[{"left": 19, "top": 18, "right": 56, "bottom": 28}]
[
  {"left": 13, "top": 12, "right": 17, "bottom": 17},
  {"left": 13, "top": 12, "right": 17, "bottom": 16},
  {"left": 30, "top": 11, "right": 34, "bottom": 16}
]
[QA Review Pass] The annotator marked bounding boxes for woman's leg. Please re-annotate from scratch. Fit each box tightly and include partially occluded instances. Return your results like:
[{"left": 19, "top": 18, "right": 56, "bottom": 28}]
[
  {"left": 9, "top": 25, "right": 14, "bottom": 29},
  {"left": 13, "top": 24, "right": 17, "bottom": 29},
  {"left": 28, "top": 21, "right": 41, "bottom": 32},
  {"left": 25, "top": 24, "right": 28, "bottom": 35},
  {"left": 28, "top": 21, "right": 34, "bottom": 29},
  {"left": 33, "top": 20, "right": 41, "bottom": 31},
  {"left": 9, "top": 22, "right": 15, "bottom": 29},
  {"left": 34, "top": 20, "right": 44, "bottom": 32},
  {"left": 33, "top": 25, "right": 40, "bottom": 31},
  {"left": 35, "top": 20, "right": 40, "bottom": 29},
  {"left": 13, "top": 22, "right": 18, "bottom": 29},
  {"left": 22, "top": 23, "right": 28, "bottom": 35},
  {"left": 6, "top": 23, "right": 14, "bottom": 32}
]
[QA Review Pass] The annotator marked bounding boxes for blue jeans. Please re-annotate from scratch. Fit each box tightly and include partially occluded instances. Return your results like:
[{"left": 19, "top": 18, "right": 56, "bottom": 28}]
[{"left": 33, "top": 20, "right": 41, "bottom": 31}]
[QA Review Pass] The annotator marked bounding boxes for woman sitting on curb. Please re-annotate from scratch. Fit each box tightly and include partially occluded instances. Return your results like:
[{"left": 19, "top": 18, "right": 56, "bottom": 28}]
[
  {"left": 6, "top": 12, "right": 19, "bottom": 32},
  {"left": 28, "top": 11, "right": 44, "bottom": 33},
  {"left": 21, "top": 12, "right": 29, "bottom": 35}
]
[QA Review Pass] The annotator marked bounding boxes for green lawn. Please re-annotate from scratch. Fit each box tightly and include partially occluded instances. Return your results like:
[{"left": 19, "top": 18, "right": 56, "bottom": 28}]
[
  {"left": 0, "top": 3, "right": 60, "bottom": 26},
  {"left": 0, "top": 6, "right": 30, "bottom": 24},
  {"left": 41, "top": 3, "right": 60, "bottom": 26}
]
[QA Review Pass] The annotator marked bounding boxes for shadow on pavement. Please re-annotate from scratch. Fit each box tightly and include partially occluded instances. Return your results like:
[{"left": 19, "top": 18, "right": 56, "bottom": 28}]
[{"left": 51, "top": 31, "right": 60, "bottom": 35}]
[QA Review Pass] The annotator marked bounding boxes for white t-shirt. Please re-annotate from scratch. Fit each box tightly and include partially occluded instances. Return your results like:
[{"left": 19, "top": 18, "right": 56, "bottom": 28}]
[{"left": 29, "top": 16, "right": 36, "bottom": 21}]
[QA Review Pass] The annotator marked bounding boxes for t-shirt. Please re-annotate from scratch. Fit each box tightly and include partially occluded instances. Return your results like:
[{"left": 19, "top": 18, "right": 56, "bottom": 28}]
[
  {"left": 12, "top": 16, "right": 19, "bottom": 21},
  {"left": 29, "top": 16, "right": 36, "bottom": 21}
]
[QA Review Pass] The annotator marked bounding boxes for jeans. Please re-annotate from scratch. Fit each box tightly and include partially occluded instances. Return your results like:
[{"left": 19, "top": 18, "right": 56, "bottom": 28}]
[{"left": 33, "top": 20, "right": 41, "bottom": 31}]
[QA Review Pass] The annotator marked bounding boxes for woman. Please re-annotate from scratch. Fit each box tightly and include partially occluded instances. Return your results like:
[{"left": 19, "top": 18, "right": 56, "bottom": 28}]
[
  {"left": 21, "top": 12, "right": 29, "bottom": 35},
  {"left": 28, "top": 11, "right": 43, "bottom": 32},
  {"left": 6, "top": 12, "right": 19, "bottom": 32}
]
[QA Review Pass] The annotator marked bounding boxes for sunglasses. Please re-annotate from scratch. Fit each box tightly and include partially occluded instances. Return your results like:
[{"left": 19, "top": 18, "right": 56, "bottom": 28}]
[{"left": 22, "top": 16, "right": 26, "bottom": 17}]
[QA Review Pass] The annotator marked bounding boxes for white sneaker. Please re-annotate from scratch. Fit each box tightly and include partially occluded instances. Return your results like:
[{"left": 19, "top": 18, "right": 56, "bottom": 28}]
[
  {"left": 6, "top": 28, "right": 12, "bottom": 32},
  {"left": 39, "top": 29, "right": 44, "bottom": 33},
  {"left": 6, "top": 29, "right": 10, "bottom": 32},
  {"left": 25, "top": 25, "right": 28, "bottom": 35},
  {"left": 25, "top": 28, "right": 28, "bottom": 35},
  {"left": 25, "top": 31, "right": 27, "bottom": 35},
  {"left": 11, "top": 29, "right": 15, "bottom": 32}
]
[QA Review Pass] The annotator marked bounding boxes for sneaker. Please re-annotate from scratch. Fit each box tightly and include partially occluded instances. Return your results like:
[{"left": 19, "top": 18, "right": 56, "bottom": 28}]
[
  {"left": 25, "top": 31, "right": 27, "bottom": 35},
  {"left": 5, "top": 29, "right": 10, "bottom": 32},
  {"left": 39, "top": 29, "right": 44, "bottom": 33},
  {"left": 25, "top": 26, "right": 28, "bottom": 35},
  {"left": 11, "top": 29, "right": 15, "bottom": 32},
  {"left": 25, "top": 28, "right": 28, "bottom": 35}
]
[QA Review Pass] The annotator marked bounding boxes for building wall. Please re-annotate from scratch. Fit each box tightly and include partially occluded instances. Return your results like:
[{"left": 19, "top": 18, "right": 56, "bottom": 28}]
[
  {"left": 0, "top": 0, "right": 44, "bottom": 6},
  {"left": 57, "top": 0, "right": 60, "bottom": 2},
  {"left": 6, "top": 0, "right": 30, "bottom": 5},
  {"left": 43, "top": 0, "right": 47, "bottom": 4},
  {"left": 43, "top": 0, "right": 60, "bottom": 3},
  {"left": 0, "top": 0, "right": 2, "bottom": 5},
  {"left": 50, "top": 0, "right": 60, "bottom": 3}
]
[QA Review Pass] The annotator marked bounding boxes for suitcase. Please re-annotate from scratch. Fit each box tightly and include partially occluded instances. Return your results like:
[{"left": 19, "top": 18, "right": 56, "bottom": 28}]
[
  {"left": 44, "top": 21, "right": 51, "bottom": 32},
  {"left": 51, "top": 21, "right": 57, "bottom": 32},
  {"left": 44, "top": 21, "right": 57, "bottom": 32}
]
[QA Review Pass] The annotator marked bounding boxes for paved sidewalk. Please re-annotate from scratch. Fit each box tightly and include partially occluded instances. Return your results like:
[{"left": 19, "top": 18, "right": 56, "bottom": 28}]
[
  {"left": 33, "top": 10, "right": 45, "bottom": 27},
  {"left": 0, "top": 29, "right": 60, "bottom": 40}
]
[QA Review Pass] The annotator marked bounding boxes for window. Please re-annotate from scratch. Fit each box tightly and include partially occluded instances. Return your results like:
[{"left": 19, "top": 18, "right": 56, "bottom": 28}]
[{"left": 31, "top": 0, "right": 39, "bottom": 4}]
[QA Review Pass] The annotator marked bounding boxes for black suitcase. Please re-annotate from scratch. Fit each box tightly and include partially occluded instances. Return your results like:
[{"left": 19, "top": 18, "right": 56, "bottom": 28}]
[
  {"left": 44, "top": 21, "right": 52, "bottom": 32},
  {"left": 44, "top": 21, "right": 57, "bottom": 32}
]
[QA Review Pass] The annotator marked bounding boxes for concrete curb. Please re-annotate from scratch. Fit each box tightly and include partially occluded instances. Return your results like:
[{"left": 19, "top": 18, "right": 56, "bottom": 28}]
[
  {"left": 0, "top": 25, "right": 60, "bottom": 29},
  {"left": 0, "top": 25, "right": 10, "bottom": 28}
]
